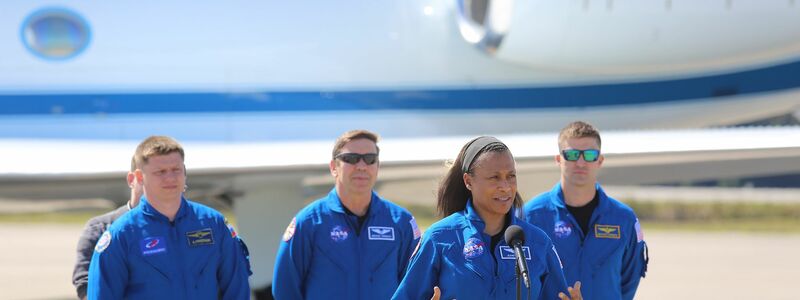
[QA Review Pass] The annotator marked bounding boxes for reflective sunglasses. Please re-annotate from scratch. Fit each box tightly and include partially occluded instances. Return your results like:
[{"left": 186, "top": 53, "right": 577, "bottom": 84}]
[
  {"left": 561, "top": 149, "right": 600, "bottom": 162},
  {"left": 335, "top": 153, "right": 379, "bottom": 165}
]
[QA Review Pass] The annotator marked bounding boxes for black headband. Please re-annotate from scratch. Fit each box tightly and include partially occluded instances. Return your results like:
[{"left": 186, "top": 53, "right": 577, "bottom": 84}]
[{"left": 461, "top": 136, "right": 505, "bottom": 173}]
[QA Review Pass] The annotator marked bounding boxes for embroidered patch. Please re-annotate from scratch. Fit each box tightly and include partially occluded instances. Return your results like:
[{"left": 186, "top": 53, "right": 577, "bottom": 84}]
[
  {"left": 224, "top": 218, "right": 238, "bottom": 238},
  {"left": 282, "top": 217, "right": 296, "bottom": 242},
  {"left": 140, "top": 236, "right": 167, "bottom": 256},
  {"left": 594, "top": 224, "right": 621, "bottom": 239},
  {"left": 499, "top": 246, "right": 532, "bottom": 260},
  {"left": 635, "top": 218, "right": 644, "bottom": 242},
  {"left": 186, "top": 228, "right": 214, "bottom": 246},
  {"left": 330, "top": 225, "right": 350, "bottom": 242},
  {"left": 410, "top": 217, "right": 421, "bottom": 240},
  {"left": 463, "top": 237, "right": 485, "bottom": 259},
  {"left": 95, "top": 231, "right": 111, "bottom": 253},
  {"left": 368, "top": 226, "right": 395, "bottom": 241},
  {"left": 554, "top": 220, "right": 573, "bottom": 239}
]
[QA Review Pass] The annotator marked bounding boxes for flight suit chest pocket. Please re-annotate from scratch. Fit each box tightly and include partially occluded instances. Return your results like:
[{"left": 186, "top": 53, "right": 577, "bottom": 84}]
[
  {"left": 440, "top": 242, "right": 489, "bottom": 295},
  {"left": 313, "top": 226, "right": 352, "bottom": 272},
  {"left": 587, "top": 225, "right": 626, "bottom": 268}
]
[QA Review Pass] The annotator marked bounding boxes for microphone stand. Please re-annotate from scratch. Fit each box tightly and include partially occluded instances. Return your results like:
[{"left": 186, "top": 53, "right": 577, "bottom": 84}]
[{"left": 516, "top": 263, "right": 522, "bottom": 300}]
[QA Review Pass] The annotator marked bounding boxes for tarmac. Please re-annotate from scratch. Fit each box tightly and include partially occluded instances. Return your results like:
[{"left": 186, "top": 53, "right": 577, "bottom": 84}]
[{"left": 2, "top": 223, "right": 798, "bottom": 299}]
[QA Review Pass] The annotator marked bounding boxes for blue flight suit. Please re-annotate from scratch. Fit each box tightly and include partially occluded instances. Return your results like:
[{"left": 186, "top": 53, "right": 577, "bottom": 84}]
[
  {"left": 524, "top": 183, "right": 648, "bottom": 300},
  {"left": 392, "top": 200, "right": 568, "bottom": 300},
  {"left": 87, "top": 197, "right": 251, "bottom": 300},
  {"left": 272, "top": 188, "right": 420, "bottom": 300}
]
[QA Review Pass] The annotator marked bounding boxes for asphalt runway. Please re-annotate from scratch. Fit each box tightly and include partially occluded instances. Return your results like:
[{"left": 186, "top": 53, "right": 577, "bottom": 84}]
[{"left": 2, "top": 224, "right": 797, "bottom": 300}]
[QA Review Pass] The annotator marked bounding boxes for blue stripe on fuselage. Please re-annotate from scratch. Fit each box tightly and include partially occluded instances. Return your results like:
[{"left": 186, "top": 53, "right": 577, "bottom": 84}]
[{"left": 2, "top": 58, "right": 799, "bottom": 115}]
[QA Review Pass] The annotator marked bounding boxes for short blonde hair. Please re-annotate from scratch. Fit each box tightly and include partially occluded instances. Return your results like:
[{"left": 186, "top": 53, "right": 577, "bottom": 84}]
[
  {"left": 558, "top": 121, "right": 601, "bottom": 150},
  {"left": 134, "top": 136, "right": 185, "bottom": 167}
]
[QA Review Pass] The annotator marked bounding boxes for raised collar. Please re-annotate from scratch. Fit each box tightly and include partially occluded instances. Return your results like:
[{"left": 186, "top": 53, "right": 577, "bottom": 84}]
[
  {"left": 140, "top": 195, "right": 188, "bottom": 223},
  {"left": 463, "top": 198, "right": 516, "bottom": 234},
  {"left": 323, "top": 188, "right": 382, "bottom": 217},
  {"left": 550, "top": 182, "right": 610, "bottom": 214}
]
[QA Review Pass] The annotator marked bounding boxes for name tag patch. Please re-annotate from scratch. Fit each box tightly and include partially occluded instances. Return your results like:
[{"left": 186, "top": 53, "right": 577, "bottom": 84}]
[
  {"left": 140, "top": 237, "right": 167, "bottom": 256},
  {"left": 595, "top": 224, "right": 621, "bottom": 239},
  {"left": 499, "top": 246, "right": 531, "bottom": 260},
  {"left": 368, "top": 226, "right": 395, "bottom": 241},
  {"left": 186, "top": 228, "right": 214, "bottom": 246}
]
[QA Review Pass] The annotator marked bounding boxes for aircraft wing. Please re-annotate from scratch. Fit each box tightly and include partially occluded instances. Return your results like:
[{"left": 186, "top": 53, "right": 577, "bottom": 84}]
[
  {"left": 3, "top": 126, "right": 799, "bottom": 202},
  {"left": 3, "top": 126, "right": 800, "bottom": 289}
]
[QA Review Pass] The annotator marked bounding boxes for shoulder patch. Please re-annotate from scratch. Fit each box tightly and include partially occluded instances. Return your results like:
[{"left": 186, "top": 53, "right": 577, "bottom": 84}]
[
  {"left": 635, "top": 218, "right": 644, "bottom": 242},
  {"left": 282, "top": 217, "right": 296, "bottom": 242},
  {"left": 95, "top": 231, "right": 112, "bottom": 253},
  {"left": 224, "top": 218, "right": 238, "bottom": 238},
  {"left": 409, "top": 217, "right": 421, "bottom": 240}
]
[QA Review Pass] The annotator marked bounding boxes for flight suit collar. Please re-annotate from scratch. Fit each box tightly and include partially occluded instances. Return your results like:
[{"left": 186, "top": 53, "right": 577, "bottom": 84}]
[
  {"left": 550, "top": 182, "right": 611, "bottom": 215},
  {"left": 324, "top": 187, "right": 383, "bottom": 217},
  {"left": 463, "top": 198, "right": 518, "bottom": 236},
  {"left": 461, "top": 199, "right": 522, "bottom": 292},
  {"left": 140, "top": 196, "right": 189, "bottom": 223}
]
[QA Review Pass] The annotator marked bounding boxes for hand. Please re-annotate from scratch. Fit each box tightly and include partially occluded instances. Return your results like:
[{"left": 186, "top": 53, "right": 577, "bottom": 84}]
[
  {"left": 558, "top": 281, "right": 582, "bottom": 300},
  {"left": 431, "top": 286, "right": 441, "bottom": 300}
]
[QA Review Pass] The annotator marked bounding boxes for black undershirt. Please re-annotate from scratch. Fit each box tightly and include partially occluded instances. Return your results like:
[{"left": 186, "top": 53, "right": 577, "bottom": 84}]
[
  {"left": 490, "top": 215, "right": 511, "bottom": 260},
  {"left": 342, "top": 205, "right": 369, "bottom": 234},
  {"left": 566, "top": 191, "right": 599, "bottom": 236}
]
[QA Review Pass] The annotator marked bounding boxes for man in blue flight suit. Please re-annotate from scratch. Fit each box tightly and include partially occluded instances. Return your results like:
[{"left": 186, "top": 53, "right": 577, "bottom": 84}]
[
  {"left": 524, "top": 121, "right": 648, "bottom": 300},
  {"left": 88, "top": 136, "right": 251, "bottom": 300},
  {"left": 273, "top": 130, "right": 421, "bottom": 300}
]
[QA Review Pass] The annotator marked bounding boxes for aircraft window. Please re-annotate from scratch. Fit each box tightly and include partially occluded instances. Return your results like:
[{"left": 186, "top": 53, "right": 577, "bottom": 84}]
[{"left": 20, "top": 7, "right": 91, "bottom": 61}]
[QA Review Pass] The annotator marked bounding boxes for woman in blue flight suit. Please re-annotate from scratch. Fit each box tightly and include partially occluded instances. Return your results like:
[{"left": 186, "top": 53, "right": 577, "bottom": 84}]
[{"left": 392, "top": 136, "right": 582, "bottom": 300}]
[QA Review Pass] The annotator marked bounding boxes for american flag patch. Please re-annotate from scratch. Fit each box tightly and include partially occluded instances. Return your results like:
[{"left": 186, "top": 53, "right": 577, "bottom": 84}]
[
  {"left": 635, "top": 218, "right": 644, "bottom": 243},
  {"left": 409, "top": 217, "right": 421, "bottom": 240}
]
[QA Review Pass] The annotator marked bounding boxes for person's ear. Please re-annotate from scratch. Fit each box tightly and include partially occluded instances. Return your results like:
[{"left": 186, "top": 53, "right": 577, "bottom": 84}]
[
  {"left": 135, "top": 169, "right": 144, "bottom": 183},
  {"left": 329, "top": 159, "right": 337, "bottom": 176},
  {"left": 463, "top": 172, "right": 472, "bottom": 190},
  {"left": 126, "top": 171, "right": 136, "bottom": 187}
]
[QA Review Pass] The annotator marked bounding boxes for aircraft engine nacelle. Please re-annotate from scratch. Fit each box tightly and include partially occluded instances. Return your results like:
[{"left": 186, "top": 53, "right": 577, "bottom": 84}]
[{"left": 457, "top": 0, "right": 800, "bottom": 77}]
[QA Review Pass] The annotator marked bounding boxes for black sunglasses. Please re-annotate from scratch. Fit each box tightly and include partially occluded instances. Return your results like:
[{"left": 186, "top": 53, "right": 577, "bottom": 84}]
[
  {"left": 561, "top": 149, "right": 601, "bottom": 162},
  {"left": 335, "top": 153, "right": 379, "bottom": 165}
]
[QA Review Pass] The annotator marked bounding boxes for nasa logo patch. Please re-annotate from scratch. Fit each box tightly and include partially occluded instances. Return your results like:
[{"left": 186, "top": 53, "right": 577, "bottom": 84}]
[
  {"left": 330, "top": 225, "right": 350, "bottom": 242},
  {"left": 554, "top": 220, "right": 573, "bottom": 238},
  {"left": 463, "top": 237, "right": 485, "bottom": 260}
]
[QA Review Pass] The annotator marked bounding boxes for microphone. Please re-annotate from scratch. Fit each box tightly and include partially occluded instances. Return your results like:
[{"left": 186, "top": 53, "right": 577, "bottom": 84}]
[{"left": 504, "top": 225, "right": 530, "bottom": 288}]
